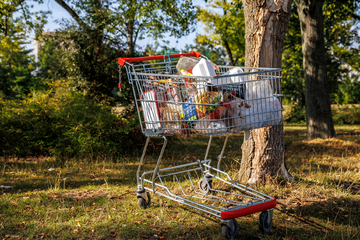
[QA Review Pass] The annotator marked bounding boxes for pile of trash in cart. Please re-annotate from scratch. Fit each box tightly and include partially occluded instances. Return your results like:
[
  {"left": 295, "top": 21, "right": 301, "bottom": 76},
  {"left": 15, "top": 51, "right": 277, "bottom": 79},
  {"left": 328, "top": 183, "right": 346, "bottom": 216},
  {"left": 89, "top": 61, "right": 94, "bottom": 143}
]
[{"left": 139, "top": 56, "right": 282, "bottom": 135}]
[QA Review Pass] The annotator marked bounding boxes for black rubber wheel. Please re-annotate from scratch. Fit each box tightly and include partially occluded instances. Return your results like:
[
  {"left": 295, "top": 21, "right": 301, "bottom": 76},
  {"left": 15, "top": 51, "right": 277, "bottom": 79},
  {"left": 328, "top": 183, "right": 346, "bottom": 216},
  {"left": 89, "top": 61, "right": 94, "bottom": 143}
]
[
  {"left": 138, "top": 192, "right": 151, "bottom": 209},
  {"left": 221, "top": 219, "right": 239, "bottom": 239},
  {"left": 145, "top": 192, "right": 151, "bottom": 205},
  {"left": 199, "top": 177, "right": 212, "bottom": 194},
  {"left": 258, "top": 211, "right": 273, "bottom": 233},
  {"left": 138, "top": 197, "right": 147, "bottom": 209}
]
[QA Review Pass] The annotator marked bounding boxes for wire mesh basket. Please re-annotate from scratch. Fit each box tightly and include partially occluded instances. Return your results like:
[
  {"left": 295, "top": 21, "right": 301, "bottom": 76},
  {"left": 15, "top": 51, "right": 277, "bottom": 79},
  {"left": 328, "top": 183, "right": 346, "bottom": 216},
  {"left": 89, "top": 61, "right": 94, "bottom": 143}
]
[
  {"left": 118, "top": 52, "right": 282, "bottom": 239},
  {"left": 120, "top": 52, "right": 283, "bottom": 137}
]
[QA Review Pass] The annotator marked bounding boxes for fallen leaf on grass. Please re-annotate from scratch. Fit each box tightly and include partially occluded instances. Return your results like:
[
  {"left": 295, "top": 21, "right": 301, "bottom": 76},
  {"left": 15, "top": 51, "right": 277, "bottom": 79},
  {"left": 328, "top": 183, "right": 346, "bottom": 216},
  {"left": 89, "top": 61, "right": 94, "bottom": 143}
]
[
  {"left": 134, "top": 221, "right": 141, "bottom": 224},
  {"left": 150, "top": 220, "right": 158, "bottom": 227},
  {"left": 157, "top": 237, "right": 167, "bottom": 240}
]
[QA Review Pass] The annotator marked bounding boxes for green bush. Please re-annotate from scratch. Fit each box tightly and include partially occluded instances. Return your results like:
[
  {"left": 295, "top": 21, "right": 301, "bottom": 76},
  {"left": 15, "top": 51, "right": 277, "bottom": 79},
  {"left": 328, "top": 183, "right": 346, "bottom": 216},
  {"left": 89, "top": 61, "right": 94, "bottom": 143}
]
[
  {"left": 284, "top": 104, "right": 360, "bottom": 125},
  {"left": 0, "top": 80, "right": 143, "bottom": 162},
  {"left": 284, "top": 105, "right": 306, "bottom": 124},
  {"left": 332, "top": 105, "right": 360, "bottom": 125}
]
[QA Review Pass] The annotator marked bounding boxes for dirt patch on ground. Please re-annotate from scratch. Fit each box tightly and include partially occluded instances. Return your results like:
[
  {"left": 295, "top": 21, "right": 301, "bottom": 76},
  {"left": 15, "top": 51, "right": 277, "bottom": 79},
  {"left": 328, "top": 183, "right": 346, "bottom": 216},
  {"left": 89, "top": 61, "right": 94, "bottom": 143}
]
[{"left": 48, "top": 189, "right": 119, "bottom": 201}]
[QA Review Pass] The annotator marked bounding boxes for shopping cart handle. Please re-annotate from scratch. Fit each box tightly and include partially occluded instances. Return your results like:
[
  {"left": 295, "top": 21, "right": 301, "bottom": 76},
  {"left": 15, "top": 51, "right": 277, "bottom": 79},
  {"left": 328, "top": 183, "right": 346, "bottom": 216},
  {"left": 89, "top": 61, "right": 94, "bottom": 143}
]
[
  {"left": 118, "top": 51, "right": 202, "bottom": 66},
  {"left": 220, "top": 198, "right": 277, "bottom": 219}
]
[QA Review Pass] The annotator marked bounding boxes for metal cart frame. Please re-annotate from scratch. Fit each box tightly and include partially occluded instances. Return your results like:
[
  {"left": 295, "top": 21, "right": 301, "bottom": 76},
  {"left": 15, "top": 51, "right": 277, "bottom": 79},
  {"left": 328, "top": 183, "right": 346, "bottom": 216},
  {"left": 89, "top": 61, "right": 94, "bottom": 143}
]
[{"left": 118, "top": 52, "right": 282, "bottom": 238}]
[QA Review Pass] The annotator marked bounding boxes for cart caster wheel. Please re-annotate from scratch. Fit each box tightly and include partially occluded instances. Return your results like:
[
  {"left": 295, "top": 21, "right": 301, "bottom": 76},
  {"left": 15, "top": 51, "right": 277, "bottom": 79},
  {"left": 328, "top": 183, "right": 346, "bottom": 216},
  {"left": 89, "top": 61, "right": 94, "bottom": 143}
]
[
  {"left": 138, "top": 192, "right": 151, "bottom": 209},
  {"left": 221, "top": 219, "right": 239, "bottom": 239},
  {"left": 199, "top": 177, "right": 212, "bottom": 194},
  {"left": 258, "top": 210, "right": 272, "bottom": 233}
]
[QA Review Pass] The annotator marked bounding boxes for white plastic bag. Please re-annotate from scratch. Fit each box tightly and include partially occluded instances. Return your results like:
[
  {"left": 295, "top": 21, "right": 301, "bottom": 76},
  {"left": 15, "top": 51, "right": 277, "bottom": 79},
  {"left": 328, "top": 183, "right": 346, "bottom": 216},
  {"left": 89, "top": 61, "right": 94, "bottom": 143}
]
[
  {"left": 192, "top": 58, "right": 216, "bottom": 92},
  {"left": 246, "top": 80, "right": 282, "bottom": 127},
  {"left": 230, "top": 80, "right": 282, "bottom": 130},
  {"left": 207, "top": 121, "right": 227, "bottom": 134},
  {"left": 216, "top": 67, "right": 248, "bottom": 85}
]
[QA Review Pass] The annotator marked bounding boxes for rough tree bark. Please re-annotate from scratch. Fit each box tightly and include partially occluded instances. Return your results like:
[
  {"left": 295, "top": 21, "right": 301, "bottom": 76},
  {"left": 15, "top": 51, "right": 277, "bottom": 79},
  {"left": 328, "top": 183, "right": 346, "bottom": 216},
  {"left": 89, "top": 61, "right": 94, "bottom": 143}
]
[
  {"left": 238, "top": 0, "right": 293, "bottom": 184},
  {"left": 295, "top": 0, "right": 335, "bottom": 139}
]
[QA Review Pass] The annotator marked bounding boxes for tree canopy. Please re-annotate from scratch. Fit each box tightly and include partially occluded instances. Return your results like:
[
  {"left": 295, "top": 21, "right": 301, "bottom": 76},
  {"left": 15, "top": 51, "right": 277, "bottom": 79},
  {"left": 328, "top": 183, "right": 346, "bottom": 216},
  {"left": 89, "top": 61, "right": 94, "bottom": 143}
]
[
  {"left": 197, "top": 0, "right": 245, "bottom": 66},
  {"left": 0, "top": 0, "right": 359, "bottom": 108},
  {"left": 282, "top": 0, "right": 360, "bottom": 106}
]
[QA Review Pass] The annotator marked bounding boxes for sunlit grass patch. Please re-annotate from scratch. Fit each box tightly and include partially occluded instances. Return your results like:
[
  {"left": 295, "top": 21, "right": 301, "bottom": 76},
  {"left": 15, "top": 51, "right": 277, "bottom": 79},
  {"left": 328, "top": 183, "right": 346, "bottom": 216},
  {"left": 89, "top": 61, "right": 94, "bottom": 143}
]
[{"left": 1, "top": 125, "right": 360, "bottom": 239}]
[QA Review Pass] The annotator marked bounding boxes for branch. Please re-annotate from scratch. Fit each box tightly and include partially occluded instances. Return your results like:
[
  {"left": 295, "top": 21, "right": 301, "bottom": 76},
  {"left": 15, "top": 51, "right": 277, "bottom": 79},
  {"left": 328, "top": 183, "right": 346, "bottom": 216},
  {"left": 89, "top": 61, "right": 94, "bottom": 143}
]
[
  {"left": 13, "top": 0, "right": 26, "bottom": 9},
  {"left": 223, "top": 39, "right": 234, "bottom": 65},
  {"left": 4, "top": 0, "right": 26, "bottom": 37},
  {"left": 116, "top": 27, "right": 127, "bottom": 38},
  {"left": 54, "top": 0, "right": 92, "bottom": 33},
  {"left": 133, "top": 23, "right": 144, "bottom": 45},
  {"left": 234, "top": 54, "right": 242, "bottom": 65},
  {"left": 19, "top": 2, "right": 30, "bottom": 22}
]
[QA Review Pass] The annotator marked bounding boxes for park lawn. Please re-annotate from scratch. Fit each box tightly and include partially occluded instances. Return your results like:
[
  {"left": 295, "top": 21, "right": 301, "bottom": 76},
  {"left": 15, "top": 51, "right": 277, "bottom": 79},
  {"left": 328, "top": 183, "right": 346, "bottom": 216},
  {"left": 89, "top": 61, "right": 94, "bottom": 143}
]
[{"left": 1, "top": 124, "right": 360, "bottom": 240}]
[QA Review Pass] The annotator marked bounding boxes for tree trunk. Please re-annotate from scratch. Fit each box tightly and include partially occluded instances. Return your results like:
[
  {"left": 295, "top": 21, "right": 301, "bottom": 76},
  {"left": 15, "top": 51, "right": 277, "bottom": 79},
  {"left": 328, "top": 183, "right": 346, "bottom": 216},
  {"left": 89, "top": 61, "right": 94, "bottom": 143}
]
[
  {"left": 222, "top": 1, "right": 235, "bottom": 66},
  {"left": 295, "top": 0, "right": 335, "bottom": 139},
  {"left": 126, "top": 18, "right": 135, "bottom": 56},
  {"left": 238, "top": 0, "right": 293, "bottom": 184},
  {"left": 223, "top": 40, "right": 235, "bottom": 66}
]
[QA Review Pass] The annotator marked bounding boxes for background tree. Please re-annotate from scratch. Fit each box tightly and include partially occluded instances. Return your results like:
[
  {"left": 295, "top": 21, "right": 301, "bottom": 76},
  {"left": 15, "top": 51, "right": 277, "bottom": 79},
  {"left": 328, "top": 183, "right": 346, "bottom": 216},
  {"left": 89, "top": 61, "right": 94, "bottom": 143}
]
[
  {"left": 197, "top": 0, "right": 245, "bottom": 66},
  {"left": 238, "top": 0, "right": 293, "bottom": 184},
  {"left": 0, "top": 16, "right": 38, "bottom": 99},
  {"left": 183, "top": 37, "right": 227, "bottom": 65},
  {"left": 0, "top": 0, "right": 48, "bottom": 99},
  {"left": 1, "top": 0, "right": 48, "bottom": 39},
  {"left": 33, "top": 0, "right": 196, "bottom": 101},
  {"left": 282, "top": 1, "right": 360, "bottom": 108},
  {"left": 1, "top": 0, "right": 25, "bottom": 38},
  {"left": 294, "top": 0, "right": 336, "bottom": 139},
  {"left": 54, "top": 0, "right": 196, "bottom": 56}
]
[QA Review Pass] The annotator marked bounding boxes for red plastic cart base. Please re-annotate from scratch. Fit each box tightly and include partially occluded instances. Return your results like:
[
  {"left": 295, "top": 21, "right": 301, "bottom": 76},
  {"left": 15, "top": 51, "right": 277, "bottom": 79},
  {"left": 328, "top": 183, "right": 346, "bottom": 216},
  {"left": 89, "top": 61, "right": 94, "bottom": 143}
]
[{"left": 221, "top": 198, "right": 277, "bottom": 219}]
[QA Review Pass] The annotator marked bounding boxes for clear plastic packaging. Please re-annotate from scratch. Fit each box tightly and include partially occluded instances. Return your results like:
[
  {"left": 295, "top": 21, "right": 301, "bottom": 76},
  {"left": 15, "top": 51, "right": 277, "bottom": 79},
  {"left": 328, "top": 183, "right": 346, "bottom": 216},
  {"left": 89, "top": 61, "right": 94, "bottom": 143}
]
[{"left": 176, "top": 56, "right": 201, "bottom": 73}]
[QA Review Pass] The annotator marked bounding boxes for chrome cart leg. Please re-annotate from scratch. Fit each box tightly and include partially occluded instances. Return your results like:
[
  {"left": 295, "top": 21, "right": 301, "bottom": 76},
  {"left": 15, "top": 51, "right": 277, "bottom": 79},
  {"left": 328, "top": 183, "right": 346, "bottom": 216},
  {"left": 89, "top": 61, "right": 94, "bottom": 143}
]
[
  {"left": 136, "top": 137, "right": 151, "bottom": 209},
  {"left": 217, "top": 134, "right": 230, "bottom": 177},
  {"left": 199, "top": 136, "right": 213, "bottom": 194},
  {"left": 137, "top": 137, "right": 150, "bottom": 190},
  {"left": 204, "top": 135, "right": 213, "bottom": 173},
  {"left": 268, "top": 208, "right": 273, "bottom": 226},
  {"left": 151, "top": 136, "right": 168, "bottom": 193}
]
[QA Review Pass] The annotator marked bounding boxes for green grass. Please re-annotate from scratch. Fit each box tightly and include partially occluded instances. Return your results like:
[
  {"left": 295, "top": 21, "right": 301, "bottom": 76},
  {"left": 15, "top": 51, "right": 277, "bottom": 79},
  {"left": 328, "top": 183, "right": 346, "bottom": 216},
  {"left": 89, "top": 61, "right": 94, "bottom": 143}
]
[{"left": 1, "top": 125, "right": 360, "bottom": 239}]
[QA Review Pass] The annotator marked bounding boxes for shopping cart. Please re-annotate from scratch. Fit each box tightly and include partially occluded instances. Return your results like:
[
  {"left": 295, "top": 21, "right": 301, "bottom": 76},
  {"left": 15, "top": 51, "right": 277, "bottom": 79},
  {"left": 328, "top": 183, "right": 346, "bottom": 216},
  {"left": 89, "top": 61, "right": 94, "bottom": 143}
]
[{"left": 118, "top": 52, "right": 283, "bottom": 239}]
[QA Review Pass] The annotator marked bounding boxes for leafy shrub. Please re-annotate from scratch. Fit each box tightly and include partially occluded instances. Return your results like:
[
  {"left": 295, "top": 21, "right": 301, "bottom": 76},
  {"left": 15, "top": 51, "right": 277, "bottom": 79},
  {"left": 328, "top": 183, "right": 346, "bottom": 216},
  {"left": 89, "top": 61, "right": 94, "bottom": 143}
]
[
  {"left": 284, "top": 104, "right": 360, "bottom": 125},
  {"left": 332, "top": 105, "right": 360, "bottom": 125},
  {"left": 0, "top": 80, "right": 143, "bottom": 162},
  {"left": 284, "top": 105, "right": 306, "bottom": 123}
]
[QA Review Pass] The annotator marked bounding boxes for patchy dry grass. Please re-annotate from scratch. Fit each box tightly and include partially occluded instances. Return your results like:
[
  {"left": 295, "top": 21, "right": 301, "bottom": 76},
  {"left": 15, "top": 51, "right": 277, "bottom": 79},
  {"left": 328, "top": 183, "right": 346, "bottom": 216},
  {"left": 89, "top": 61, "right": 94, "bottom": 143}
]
[{"left": 1, "top": 124, "right": 360, "bottom": 239}]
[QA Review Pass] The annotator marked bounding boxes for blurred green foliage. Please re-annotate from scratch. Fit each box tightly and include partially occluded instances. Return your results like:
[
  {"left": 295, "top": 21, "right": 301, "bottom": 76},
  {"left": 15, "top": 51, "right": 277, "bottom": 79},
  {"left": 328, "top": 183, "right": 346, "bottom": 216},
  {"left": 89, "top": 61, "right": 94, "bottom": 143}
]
[
  {"left": 183, "top": 38, "right": 227, "bottom": 66},
  {"left": 282, "top": 0, "right": 360, "bottom": 106},
  {"left": 284, "top": 105, "right": 307, "bottom": 124},
  {"left": 196, "top": 0, "right": 245, "bottom": 66},
  {"left": 0, "top": 80, "right": 142, "bottom": 162},
  {"left": 1, "top": 0, "right": 360, "bottom": 160},
  {"left": 0, "top": 13, "right": 47, "bottom": 99},
  {"left": 332, "top": 106, "right": 360, "bottom": 125},
  {"left": 285, "top": 105, "right": 360, "bottom": 125}
]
